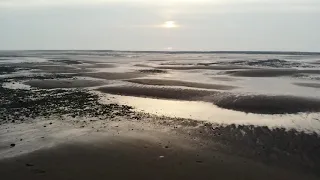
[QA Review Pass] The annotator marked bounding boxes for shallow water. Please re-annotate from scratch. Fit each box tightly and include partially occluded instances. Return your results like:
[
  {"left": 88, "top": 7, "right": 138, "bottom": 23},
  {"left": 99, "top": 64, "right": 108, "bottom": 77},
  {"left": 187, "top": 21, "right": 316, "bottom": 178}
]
[
  {"left": 2, "top": 82, "right": 31, "bottom": 90},
  {"left": 101, "top": 93, "right": 320, "bottom": 133}
]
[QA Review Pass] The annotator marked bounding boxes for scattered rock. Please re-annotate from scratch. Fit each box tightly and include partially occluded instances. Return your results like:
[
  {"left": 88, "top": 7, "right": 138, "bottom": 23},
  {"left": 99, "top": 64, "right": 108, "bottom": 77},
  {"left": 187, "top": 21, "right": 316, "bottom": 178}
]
[
  {"left": 31, "top": 169, "right": 46, "bottom": 174},
  {"left": 0, "top": 84, "right": 135, "bottom": 124},
  {"left": 138, "top": 69, "right": 167, "bottom": 74}
]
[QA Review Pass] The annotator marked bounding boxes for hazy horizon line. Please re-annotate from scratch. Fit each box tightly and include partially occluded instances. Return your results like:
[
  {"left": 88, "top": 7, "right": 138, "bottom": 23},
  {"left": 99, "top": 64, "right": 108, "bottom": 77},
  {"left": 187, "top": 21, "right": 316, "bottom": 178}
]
[{"left": 1, "top": 49, "right": 320, "bottom": 55}]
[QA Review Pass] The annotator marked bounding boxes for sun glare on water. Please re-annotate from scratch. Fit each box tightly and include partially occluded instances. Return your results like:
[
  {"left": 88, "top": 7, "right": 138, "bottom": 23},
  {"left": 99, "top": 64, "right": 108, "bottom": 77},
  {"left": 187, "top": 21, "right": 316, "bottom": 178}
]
[{"left": 163, "top": 21, "right": 178, "bottom": 28}]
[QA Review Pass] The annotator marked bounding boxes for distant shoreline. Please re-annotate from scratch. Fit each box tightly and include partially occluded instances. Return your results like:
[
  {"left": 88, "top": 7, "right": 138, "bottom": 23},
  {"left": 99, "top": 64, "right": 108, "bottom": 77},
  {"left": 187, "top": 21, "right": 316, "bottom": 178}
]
[{"left": 1, "top": 50, "right": 320, "bottom": 55}]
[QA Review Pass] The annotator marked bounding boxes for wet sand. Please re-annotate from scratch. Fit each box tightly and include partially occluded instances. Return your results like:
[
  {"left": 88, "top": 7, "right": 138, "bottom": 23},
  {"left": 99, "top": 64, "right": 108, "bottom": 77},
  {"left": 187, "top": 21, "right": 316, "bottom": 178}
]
[
  {"left": 49, "top": 59, "right": 83, "bottom": 65},
  {"left": 1, "top": 62, "right": 53, "bottom": 69},
  {"left": 34, "top": 65, "right": 90, "bottom": 73},
  {"left": 126, "top": 79, "right": 237, "bottom": 90},
  {"left": 98, "top": 86, "right": 320, "bottom": 114},
  {"left": 160, "top": 62, "right": 194, "bottom": 66},
  {"left": 210, "top": 94, "right": 320, "bottom": 114},
  {"left": 0, "top": 66, "right": 16, "bottom": 74},
  {"left": 211, "top": 76, "right": 239, "bottom": 81},
  {"left": 0, "top": 120, "right": 319, "bottom": 180},
  {"left": 80, "top": 72, "right": 147, "bottom": 80},
  {"left": 147, "top": 59, "right": 167, "bottom": 62},
  {"left": 215, "top": 59, "right": 310, "bottom": 68},
  {"left": 0, "top": 141, "right": 316, "bottom": 180},
  {"left": 25, "top": 79, "right": 106, "bottom": 89},
  {"left": 98, "top": 85, "right": 215, "bottom": 101},
  {"left": 157, "top": 65, "right": 256, "bottom": 70},
  {"left": 134, "top": 64, "right": 153, "bottom": 68},
  {"left": 293, "top": 82, "right": 320, "bottom": 89},
  {"left": 311, "top": 61, "right": 320, "bottom": 65},
  {"left": 224, "top": 69, "right": 320, "bottom": 77},
  {"left": 77, "top": 63, "right": 116, "bottom": 69}
]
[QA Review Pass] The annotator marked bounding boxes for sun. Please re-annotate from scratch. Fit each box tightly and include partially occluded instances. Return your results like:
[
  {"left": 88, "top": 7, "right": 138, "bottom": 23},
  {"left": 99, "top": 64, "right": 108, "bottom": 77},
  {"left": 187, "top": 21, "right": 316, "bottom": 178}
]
[{"left": 163, "top": 21, "right": 178, "bottom": 28}]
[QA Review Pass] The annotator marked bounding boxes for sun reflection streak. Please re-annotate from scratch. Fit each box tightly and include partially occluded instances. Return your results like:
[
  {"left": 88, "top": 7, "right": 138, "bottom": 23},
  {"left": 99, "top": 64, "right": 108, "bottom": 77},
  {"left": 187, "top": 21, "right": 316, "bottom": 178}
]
[{"left": 162, "top": 21, "right": 179, "bottom": 28}]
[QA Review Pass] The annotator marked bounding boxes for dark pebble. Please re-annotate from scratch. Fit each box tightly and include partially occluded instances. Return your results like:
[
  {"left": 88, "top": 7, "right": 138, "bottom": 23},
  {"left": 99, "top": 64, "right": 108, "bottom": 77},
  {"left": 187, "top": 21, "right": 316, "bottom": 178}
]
[
  {"left": 26, "top": 163, "right": 34, "bottom": 167},
  {"left": 165, "top": 146, "right": 169, "bottom": 149},
  {"left": 196, "top": 160, "right": 203, "bottom": 163},
  {"left": 10, "top": 143, "right": 15, "bottom": 147},
  {"left": 32, "top": 169, "right": 46, "bottom": 174}
]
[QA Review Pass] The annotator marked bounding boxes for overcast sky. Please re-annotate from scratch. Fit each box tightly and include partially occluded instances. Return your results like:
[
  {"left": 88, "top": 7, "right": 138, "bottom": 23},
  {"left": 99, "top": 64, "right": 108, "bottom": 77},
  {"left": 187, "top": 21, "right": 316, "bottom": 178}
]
[{"left": 0, "top": 0, "right": 320, "bottom": 51}]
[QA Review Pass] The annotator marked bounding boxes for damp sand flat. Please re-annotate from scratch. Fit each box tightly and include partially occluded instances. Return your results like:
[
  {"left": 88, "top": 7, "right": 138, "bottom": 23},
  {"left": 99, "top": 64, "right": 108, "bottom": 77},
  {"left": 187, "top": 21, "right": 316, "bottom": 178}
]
[
  {"left": 80, "top": 72, "right": 147, "bottom": 80},
  {"left": 224, "top": 69, "right": 320, "bottom": 77},
  {"left": 0, "top": 139, "right": 316, "bottom": 180},
  {"left": 98, "top": 86, "right": 320, "bottom": 114},
  {"left": 33, "top": 65, "right": 90, "bottom": 73},
  {"left": 25, "top": 79, "right": 106, "bottom": 89},
  {"left": 98, "top": 86, "right": 215, "bottom": 101},
  {"left": 0, "top": 123, "right": 318, "bottom": 180},
  {"left": 126, "top": 79, "right": 237, "bottom": 90},
  {"left": 49, "top": 59, "right": 83, "bottom": 65},
  {"left": 293, "top": 82, "right": 320, "bottom": 89},
  {"left": 210, "top": 76, "right": 240, "bottom": 81},
  {"left": 77, "top": 63, "right": 116, "bottom": 69},
  {"left": 209, "top": 94, "right": 320, "bottom": 114},
  {"left": 157, "top": 65, "right": 256, "bottom": 70}
]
